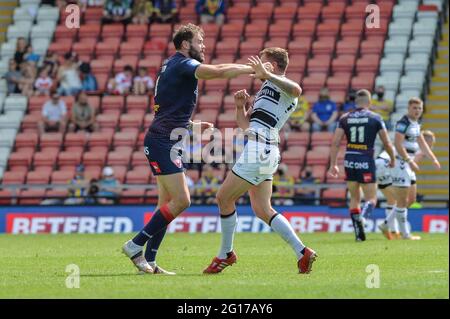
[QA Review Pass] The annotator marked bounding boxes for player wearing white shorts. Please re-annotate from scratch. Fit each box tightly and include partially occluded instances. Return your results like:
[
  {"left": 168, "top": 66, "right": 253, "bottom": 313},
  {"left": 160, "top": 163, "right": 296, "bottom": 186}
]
[
  {"left": 379, "top": 98, "right": 440, "bottom": 240},
  {"left": 203, "top": 48, "right": 317, "bottom": 274},
  {"left": 377, "top": 130, "right": 437, "bottom": 239}
]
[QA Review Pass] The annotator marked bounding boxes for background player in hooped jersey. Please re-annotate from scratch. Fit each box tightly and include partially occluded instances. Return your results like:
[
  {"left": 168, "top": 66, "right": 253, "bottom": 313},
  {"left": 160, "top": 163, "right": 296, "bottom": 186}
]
[
  {"left": 377, "top": 130, "right": 437, "bottom": 240},
  {"left": 203, "top": 48, "right": 318, "bottom": 275},
  {"left": 379, "top": 98, "right": 440, "bottom": 240},
  {"left": 122, "top": 23, "right": 267, "bottom": 275},
  {"left": 328, "top": 89, "right": 395, "bottom": 242}
]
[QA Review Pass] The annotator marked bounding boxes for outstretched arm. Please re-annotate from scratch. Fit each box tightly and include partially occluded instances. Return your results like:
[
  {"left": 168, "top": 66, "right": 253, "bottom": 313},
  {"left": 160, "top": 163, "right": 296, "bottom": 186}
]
[{"left": 195, "top": 64, "right": 254, "bottom": 80}]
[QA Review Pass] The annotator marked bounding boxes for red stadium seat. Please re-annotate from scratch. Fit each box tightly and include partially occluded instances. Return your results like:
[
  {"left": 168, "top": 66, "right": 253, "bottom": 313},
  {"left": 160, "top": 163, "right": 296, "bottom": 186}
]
[
  {"left": 120, "top": 38, "right": 145, "bottom": 57},
  {"left": 48, "top": 40, "right": 73, "bottom": 56},
  {"left": 64, "top": 132, "right": 87, "bottom": 153},
  {"left": 143, "top": 40, "right": 167, "bottom": 56},
  {"left": 97, "top": 113, "right": 120, "bottom": 131},
  {"left": 84, "top": 7, "right": 103, "bottom": 23},
  {"left": 198, "top": 94, "right": 223, "bottom": 111},
  {"left": 1, "top": 171, "right": 26, "bottom": 184},
  {"left": 245, "top": 22, "right": 269, "bottom": 39},
  {"left": 249, "top": 3, "right": 274, "bottom": 21},
  {"left": 341, "top": 20, "right": 364, "bottom": 37},
  {"left": 57, "top": 152, "right": 82, "bottom": 171},
  {"left": 286, "top": 132, "right": 310, "bottom": 147},
  {"left": 120, "top": 113, "right": 143, "bottom": 130},
  {"left": 95, "top": 39, "right": 120, "bottom": 58},
  {"left": 351, "top": 73, "right": 376, "bottom": 91},
  {"left": 91, "top": 58, "right": 114, "bottom": 75},
  {"left": 240, "top": 38, "right": 264, "bottom": 56},
  {"left": 102, "top": 23, "right": 124, "bottom": 40},
  {"left": 126, "top": 168, "right": 151, "bottom": 184},
  {"left": 345, "top": 3, "right": 369, "bottom": 20},
  {"left": 307, "top": 55, "right": 332, "bottom": 73},
  {"left": 336, "top": 37, "right": 360, "bottom": 55},
  {"left": 306, "top": 149, "right": 330, "bottom": 166},
  {"left": 215, "top": 38, "right": 240, "bottom": 56},
  {"left": 51, "top": 171, "right": 75, "bottom": 184},
  {"left": 292, "top": 21, "right": 316, "bottom": 38},
  {"left": 72, "top": 39, "right": 96, "bottom": 57},
  {"left": 316, "top": 21, "right": 341, "bottom": 37},
  {"left": 54, "top": 24, "right": 78, "bottom": 40},
  {"left": 89, "top": 131, "right": 113, "bottom": 149},
  {"left": 221, "top": 23, "right": 245, "bottom": 38},
  {"left": 228, "top": 77, "right": 253, "bottom": 93},
  {"left": 113, "top": 131, "right": 138, "bottom": 148},
  {"left": 33, "top": 151, "right": 57, "bottom": 169},
  {"left": 226, "top": 5, "right": 250, "bottom": 22},
  {"left": 107, "top": 151, "right": 131, "bottom": 166},
  {"left": 193, "top": 110, "right": 219, "bottom": 126},
  {"left": 45, "top": 188, "right": 68, "bottom": 200},
  {"left": 364, "top": 19, "right": 389, "bottom": 37},
  {"left": 113, "top": 56, "right": 138, "bottom": 73},
  {"left": 297, "top": 3, "right": 322, "bottom": 21},
  {"left": 101, "top": 96, "right": 124, "bottom": 113},
  {"left": 301, "top": 73, "right": 327, "bottom": 91},
  {"left": 356, "top": 54, "right": 380, "bottom": 73},
  {"left": 321, "top": 3, "right": 346, "bottom": 21},
  {"left": 282, "top": 146, "right": 307, "bottom": 165},
  {"left": 311, "top": 132, "right": 334, "bottom": 146},
  {"left": 360, "top": 36, "right": 385, "bottom": 55},
  {"left": 138, "top": 56, "right": 163, "bottom": 75},
  {"left": 18, "top": 189, "right": 46, "bottom": 205},
  {"left": 79, "top": 24, "right": 101, "bottom": 40},
  {"left": 83, "top": 151, "right": 106, "bottom": 167},
  {"left": 273, "top": 6, "right": 296, "bottom": 21},
  {"left": 217, "top": 112, "right": 237, "bottom": 129},
  {"left": 312, "top": 37, "right": 336, "bottom": 55},
  {"left": 26, "top": 171, "right": 50, "bottom": 184},
  {"left": 268, "top": 22, "right": 293, "bottom": 39},
  {"left": 84, "top": 166, "right": 102, "bottom": 180},
  {"left": 311, "top": 165, "right": 327, "bottom": 183},
  {"left": 126, "top": 24, "right": 148, "bottom": 39},
  {"left": 203, "top": 79, "right": 228, "bottom": 94},
  {"left": 265, "top": 37, "right": 288, "bottom": 50},
  {"left": 329, "top": 90, "right": 346, "bottom": 105},
  {"left": 149, "top": 24, "right": 172, "bottom": 39},
  {"left": 15, "top": 132, "right": 38, "bottom": 150},
  {"left": 40, "top": 133, "right": 63, "bottom": 152},
  {"left": 126, "top": 95, "right": 150, "bottom": 114},
  {"left": 0, "top": 189, "right": 12, "bottom": 205},
  {"left": 327, "top": 73, "right": 352, "bottom": 91},
  {"left": 286, "top": 165, "right": 301, "bottom": 180},
  {"left": 332, "top": 55, "right": 356, "bottom": 73},
  {"left": 131, "top": 151, "right": 148, "bottom": 168},
  {"left": 288, "top": 37, "right": 312, "bottom": 55}
]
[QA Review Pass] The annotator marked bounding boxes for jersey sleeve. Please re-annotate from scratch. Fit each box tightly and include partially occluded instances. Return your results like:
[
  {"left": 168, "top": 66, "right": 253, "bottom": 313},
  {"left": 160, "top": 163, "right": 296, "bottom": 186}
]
[
  {"left": 375, "top": 114, "right": 386, "bottom": 132},
  {"left": 179, "top": 58, "right": 201, "bottom": 78},
  {"left": 337, "top": 115, "right": 347, "bottom": 130},
  {"left": 395, "top": 118, "right": 408, "bottom": 135}
]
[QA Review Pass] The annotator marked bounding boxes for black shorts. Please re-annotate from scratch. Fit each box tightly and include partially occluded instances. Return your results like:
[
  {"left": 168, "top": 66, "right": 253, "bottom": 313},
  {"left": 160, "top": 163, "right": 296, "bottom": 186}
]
[
  {"left": 144, "top": 132, "right": 185, "bottom": 176},
  {"left": 344, "top": 153, "right": 376, "bottom": 184}
]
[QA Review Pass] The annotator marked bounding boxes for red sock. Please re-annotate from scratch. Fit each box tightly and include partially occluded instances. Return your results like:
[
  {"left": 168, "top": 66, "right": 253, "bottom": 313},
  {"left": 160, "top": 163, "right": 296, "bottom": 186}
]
[{"left": 350, "top": 208, "right": 361, "bottom": 215}]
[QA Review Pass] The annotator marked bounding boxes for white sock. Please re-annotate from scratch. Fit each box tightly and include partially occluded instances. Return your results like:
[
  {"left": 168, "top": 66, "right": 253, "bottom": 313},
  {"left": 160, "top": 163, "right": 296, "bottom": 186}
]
[
  {"left": 385, "top": 206, "right": 396, "bottom": 232},
  {"left": 218, "top": 211, "right": 237, "bottom": 259},
  {"left": 270, "top": 213, "right": 305, "bottom": 260},
  {"left": 395, "top": 207, "right": 409, "bottom": 237}
]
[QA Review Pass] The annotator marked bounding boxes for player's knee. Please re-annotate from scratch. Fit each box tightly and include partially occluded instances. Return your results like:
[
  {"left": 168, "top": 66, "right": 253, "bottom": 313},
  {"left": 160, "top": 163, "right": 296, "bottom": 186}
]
[
  {"left": 174, "top": 195, "right": 191, "bottom": 211},
  {"left": 216, "top": 191, "right": 230, "bottom": 208},
  {"left": 251, "top": 203, "right": 272, "bottom": 220}
]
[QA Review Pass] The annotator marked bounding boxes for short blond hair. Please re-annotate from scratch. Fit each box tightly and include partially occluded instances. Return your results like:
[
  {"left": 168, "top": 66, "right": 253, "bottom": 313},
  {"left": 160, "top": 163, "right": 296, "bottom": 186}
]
[
  {"left": 408, "top": 97, "right": 423, "bottom": 106},
  {"left": 260, "top": 47, "right": 289, "bottom": 72},
  {"left": 422, "top": 130, "right": 435, "bottom": 142}
]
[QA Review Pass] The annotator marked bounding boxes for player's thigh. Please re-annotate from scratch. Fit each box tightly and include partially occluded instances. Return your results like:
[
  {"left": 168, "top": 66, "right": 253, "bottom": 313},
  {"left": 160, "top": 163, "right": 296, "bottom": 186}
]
[
  {"left": 217, "top": 171, "right": 253, "bottom": 204},
  {"left": 360, "top": 183, "right": 377, "bottom": 202},
  {"left": 248, "top": 181, "right": 274, "bottom": 223}
]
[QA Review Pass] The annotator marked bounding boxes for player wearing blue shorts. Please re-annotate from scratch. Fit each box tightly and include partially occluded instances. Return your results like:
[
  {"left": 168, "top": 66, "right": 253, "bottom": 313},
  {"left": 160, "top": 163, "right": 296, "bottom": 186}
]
[
  {"left": 328, "top": 89, "right": 395, "bottom": 241},
  {"left": 122, "top": 23, "right": 262, "bottom": 274}
]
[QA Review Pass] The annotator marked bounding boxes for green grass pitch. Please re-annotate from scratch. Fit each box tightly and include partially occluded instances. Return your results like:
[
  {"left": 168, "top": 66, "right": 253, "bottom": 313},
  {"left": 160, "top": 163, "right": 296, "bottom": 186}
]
[{"left": 0, "top": 232, "right": 448, "bottom": 299}]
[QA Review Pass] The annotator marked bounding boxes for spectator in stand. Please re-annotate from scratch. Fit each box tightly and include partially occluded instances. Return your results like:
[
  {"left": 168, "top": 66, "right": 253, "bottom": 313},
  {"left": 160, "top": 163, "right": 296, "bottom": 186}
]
[
  {"left": 43, "top": 51, "right": 60, "bottom": 79},
  {"left": 196, "top": 0, "right": 225, "bottom": 26},
  {"left": 34, "top": 67, "right": 53, "bottom": 96},
  {"left": 14, "top": 37, "right": 28, "bottom": 66},
  {"left": 69, "top": 91, "right": 97, "bottom": 133},
  {"left": 2, "top": 59, "right": 22, "bottom": 94},
  {"left": 65, "top": 164, "right": 89, "bottom": 205},
  {"left": 107, "top": 65, "right": 133, "bottom": 95},
  {"left": 79, "top": 62, "right": 98, "bottom": 93},
  {"left": 78, "top": 0, "right": 104, "bottom": 11},
  {"left": 311, "top": 87, "right": 338, "bottom": 132},
  {"left": 371, "top": 85, "right": 393, "bottom": 129},
  {"left": 97, "top": 166, "right": 121, "bottom": 204},
  {"left": 133, "top": 67, "right": 154, "bottom": 95},
  {"left": 297, "top": 166, "right": 317, "bottom": 205},
  {"left": 38, "top": 92, "right": 67, "bottom": 134},
  {"left": 289, "top": 95, "right": 311, "bottom": 132},
  {"left": 57, "top": 52, "right": 82, "bottom": 96},
  {"left": 132, "top": 0, "right": 153, "bottom": 24},
  {"left": 24, "top": 44, "right": 40, "bottom": 65},
  {"left": 342, "top": 89, "right": 357, "bottom": 113},
  {"left": 153, "top": 0, "right": 178, "bottom": 23},
  {"left": 103, "top": 0, "right": 132, "bottom": 24},
  {"left": 17, "top": 61, "right": 35, "bottom": 97},
  {"left": 272, "top": 164, "right": 295, "bottom": 206},
  {"left": 194, "top": 164, "right": 221, "bottom": 204}
]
